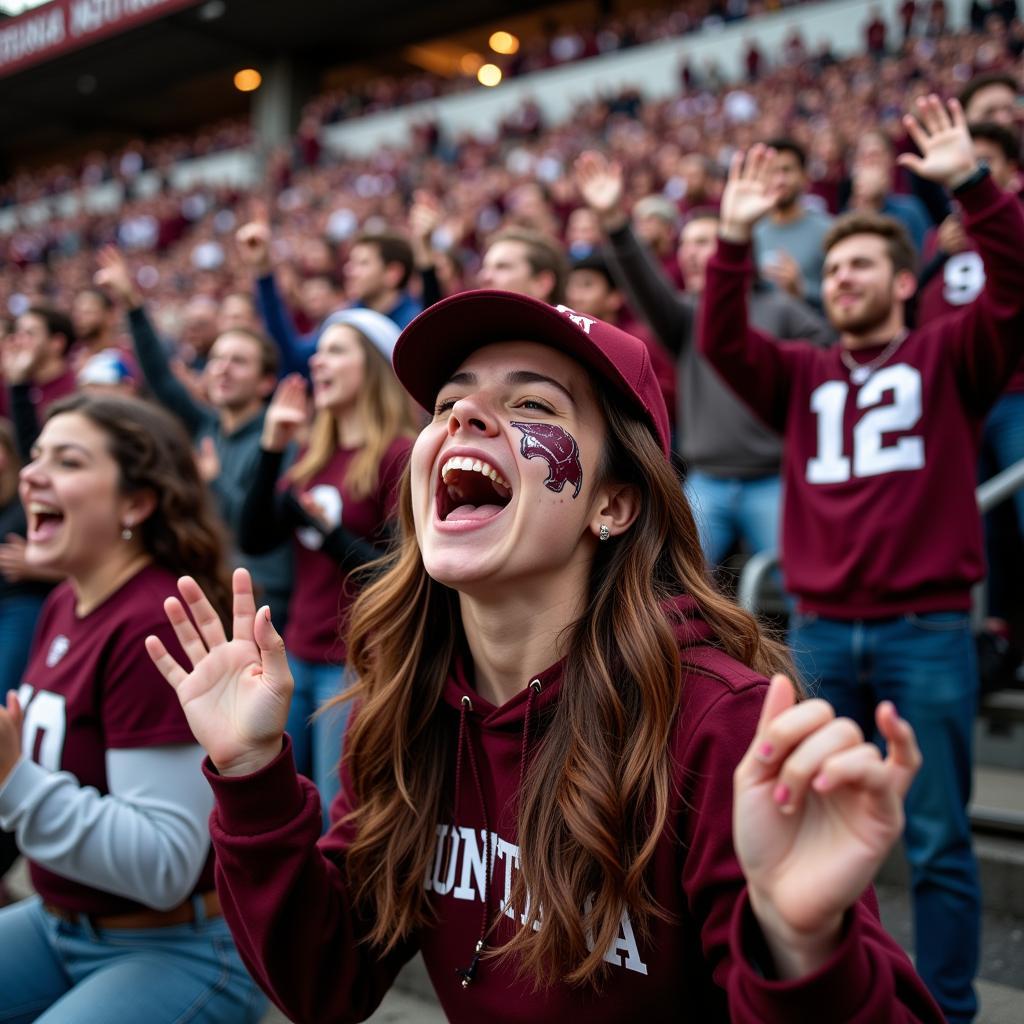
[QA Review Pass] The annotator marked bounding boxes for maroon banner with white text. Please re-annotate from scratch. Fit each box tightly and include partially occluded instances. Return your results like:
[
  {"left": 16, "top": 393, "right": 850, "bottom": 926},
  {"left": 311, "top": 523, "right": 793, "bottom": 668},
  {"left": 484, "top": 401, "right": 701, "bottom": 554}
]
[{"left": 0, "top": 0, "right": 201, "bottom": 79}]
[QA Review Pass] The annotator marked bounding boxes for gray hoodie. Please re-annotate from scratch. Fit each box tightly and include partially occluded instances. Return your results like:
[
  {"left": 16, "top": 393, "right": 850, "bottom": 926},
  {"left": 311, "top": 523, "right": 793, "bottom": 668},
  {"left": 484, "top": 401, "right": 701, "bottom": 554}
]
[{"left": 605, "top": 224, "right": 833, "bottom": 477}]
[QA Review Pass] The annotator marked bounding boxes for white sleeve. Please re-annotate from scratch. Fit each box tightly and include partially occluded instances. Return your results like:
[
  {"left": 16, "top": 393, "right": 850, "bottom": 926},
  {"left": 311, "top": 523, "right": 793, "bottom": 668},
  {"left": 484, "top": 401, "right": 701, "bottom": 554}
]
[{"left": 0, "top": 745, "right": 213, "bottom": 910}]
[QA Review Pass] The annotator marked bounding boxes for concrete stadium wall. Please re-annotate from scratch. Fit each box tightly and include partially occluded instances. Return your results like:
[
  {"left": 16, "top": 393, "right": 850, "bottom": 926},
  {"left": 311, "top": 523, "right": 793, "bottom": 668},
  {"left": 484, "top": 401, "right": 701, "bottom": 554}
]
[{"left": 321, "top": 0, "right": 969, "bottom": 157}]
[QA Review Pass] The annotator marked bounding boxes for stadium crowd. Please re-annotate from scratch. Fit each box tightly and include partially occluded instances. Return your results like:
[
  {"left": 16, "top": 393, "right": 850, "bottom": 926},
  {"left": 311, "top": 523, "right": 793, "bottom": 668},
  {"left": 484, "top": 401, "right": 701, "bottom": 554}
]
[
  {"left": 0, "top": 5, "right": 1022, "bottom": 1023},
  {"left": 0, "top": 0, "right": 819, "bottom": 213}
]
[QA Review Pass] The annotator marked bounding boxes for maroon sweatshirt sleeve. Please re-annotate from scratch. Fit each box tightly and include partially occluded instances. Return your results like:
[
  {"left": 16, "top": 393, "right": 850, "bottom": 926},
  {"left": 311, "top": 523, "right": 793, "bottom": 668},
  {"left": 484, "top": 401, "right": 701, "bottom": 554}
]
[
  {"left": 204, "top": 738, "right": 416, "bottom": 1023},
  {"left": 697, "top": 239, "right": 810, "bottom": 433},
  {"left": 678, "top": 674, "right": 943, "bottom": 1024},
  {"left": 728, "top": 892, "right": 944, "bottom": 1022},
  {"left": 933, "top": 175, "right": 1024, "bottom": 409}
]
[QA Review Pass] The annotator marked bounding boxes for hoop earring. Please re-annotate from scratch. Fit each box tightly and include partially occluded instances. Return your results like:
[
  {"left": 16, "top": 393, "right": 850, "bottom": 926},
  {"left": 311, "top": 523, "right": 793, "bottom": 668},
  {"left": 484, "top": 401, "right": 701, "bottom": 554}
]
[{"left": 598, "top": 523, "right": 610, "bottom": 542}]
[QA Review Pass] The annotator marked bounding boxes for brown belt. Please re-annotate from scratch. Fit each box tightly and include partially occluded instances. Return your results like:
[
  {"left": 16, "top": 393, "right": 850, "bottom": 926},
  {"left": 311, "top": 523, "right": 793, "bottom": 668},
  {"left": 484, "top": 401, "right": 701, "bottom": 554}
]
[{"left": 42, "top": 890, "right": 221, "bottom": 930}]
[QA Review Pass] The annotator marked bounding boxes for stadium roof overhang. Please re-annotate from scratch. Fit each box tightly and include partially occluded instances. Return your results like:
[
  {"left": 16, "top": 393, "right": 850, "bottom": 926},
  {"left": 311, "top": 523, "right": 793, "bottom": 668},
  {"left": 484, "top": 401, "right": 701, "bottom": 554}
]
[{"left": 0, "top": 0, "right": 544, "bottom": 164}]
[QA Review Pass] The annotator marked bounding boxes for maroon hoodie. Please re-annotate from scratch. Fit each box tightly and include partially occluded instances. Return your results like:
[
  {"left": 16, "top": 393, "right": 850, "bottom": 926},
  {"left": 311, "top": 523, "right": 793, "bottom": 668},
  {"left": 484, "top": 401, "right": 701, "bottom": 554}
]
[{"left": 204, "top": 598, "right": 942, "bottom": 1023}]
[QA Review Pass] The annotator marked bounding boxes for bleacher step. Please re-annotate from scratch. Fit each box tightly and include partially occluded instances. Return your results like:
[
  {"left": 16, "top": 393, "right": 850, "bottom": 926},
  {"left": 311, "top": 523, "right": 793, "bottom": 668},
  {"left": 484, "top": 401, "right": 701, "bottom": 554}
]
[
  {"left": 971, "top": 765, "right": 1024, "bottom": 836},
  {"left": 879, "top": 833, "right": 1024, "bottom": 918},
  {"left": 977, "top": 690, "right": 1024, "bottom": 771}
]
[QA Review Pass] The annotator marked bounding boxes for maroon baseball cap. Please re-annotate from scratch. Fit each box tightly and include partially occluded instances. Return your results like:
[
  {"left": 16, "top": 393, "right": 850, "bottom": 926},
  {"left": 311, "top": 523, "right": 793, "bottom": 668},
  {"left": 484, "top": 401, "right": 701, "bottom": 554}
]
[{"left": 393, "top": 289, "right": 671, "bottom": 456}]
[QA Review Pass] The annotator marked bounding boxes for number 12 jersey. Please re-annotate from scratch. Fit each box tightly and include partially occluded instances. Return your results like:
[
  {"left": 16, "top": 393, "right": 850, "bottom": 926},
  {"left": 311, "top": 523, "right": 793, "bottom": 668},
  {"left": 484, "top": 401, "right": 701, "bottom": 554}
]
[{"left": 699, "top": 177, "right": 1024, "bottom": 619}]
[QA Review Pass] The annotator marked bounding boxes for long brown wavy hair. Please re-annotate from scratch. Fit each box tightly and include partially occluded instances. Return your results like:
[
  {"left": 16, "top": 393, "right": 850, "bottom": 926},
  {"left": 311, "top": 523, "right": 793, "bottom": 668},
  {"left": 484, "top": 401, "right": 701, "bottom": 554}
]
[
  {"left": 339, "top": 386, "right": 793, "bottom": 988},
  {"left": 46, "top": 393, "right": 233, "bottom": 622},
  {"left": 288, "top": 327, "right": 417, "bottom": 498},
  {"left": 0, "top": 419, "right": 20, "bottom": 507}
]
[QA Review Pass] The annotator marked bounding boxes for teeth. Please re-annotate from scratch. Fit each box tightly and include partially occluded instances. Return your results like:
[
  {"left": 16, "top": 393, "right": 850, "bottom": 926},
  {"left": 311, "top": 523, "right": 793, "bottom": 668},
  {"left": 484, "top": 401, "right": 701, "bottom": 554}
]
[
  {"left": 441, "top": 457, "right": 510, "bottom": 492},
  {"left": 29, "top": 502, "right": 60, "bottom": 515}
]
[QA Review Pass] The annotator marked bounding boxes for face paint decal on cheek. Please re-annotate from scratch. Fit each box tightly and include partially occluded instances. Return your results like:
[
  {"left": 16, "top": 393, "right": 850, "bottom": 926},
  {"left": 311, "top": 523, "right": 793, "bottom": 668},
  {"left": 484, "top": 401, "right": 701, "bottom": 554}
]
[{"left": 510, "top": 422, "right": 583, "bottom": 498}]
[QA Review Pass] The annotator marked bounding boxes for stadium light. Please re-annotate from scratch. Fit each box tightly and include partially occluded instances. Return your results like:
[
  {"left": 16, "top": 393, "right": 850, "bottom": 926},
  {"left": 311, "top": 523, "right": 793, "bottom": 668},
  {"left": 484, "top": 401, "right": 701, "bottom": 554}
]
[
  {"left": 477, "top": 63, "right": 502, "bottom": 88},
  {"left": 234, "top": 68, "right": 262, "bottom": 93},
  {"left": 488, "top": 31, "right": 519, "bottom": 55}
]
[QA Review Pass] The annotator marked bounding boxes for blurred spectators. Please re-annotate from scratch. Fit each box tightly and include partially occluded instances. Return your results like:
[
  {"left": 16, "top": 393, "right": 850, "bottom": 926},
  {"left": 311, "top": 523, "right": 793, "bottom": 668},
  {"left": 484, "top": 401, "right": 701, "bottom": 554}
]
[{"left": 0, "top": 15, "right": 1019, "bottom": 379}]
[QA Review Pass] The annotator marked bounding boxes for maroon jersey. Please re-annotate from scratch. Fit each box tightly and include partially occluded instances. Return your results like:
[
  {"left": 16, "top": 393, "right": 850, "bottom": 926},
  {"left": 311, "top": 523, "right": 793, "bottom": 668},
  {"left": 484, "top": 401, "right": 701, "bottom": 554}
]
[
  {"left": 916, "top": 225, "right": 1024, "bottom": 393},
  {"left": 284, "top": 437, "right": 411, "bottom": 663},
  {"left": 18, "top": 563, "right": 214, "bottom": 915},
  {"left": 699, "top": 177, "right": 1024, "bottom": 618}
]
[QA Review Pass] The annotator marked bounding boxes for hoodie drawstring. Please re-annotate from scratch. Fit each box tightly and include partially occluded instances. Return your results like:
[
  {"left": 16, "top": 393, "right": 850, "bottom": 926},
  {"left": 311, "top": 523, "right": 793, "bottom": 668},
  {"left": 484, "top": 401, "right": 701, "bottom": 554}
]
[
  {"left": 454, "top": 678, "right": 543, "bottom": 990},
  {"left": 454, "top": 693, "right": 491, "bottom": 988},
  {"left": 518, "top": 678, "right": 542, "bottom": 801}
]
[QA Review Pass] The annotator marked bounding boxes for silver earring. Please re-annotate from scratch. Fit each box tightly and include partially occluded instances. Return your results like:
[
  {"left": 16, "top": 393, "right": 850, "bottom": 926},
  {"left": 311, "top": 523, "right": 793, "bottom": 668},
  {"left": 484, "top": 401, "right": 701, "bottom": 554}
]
[
  {"left": 599, "top": 523, "right": 610, "bottom": 542},
  {"left": 121, "top": 524, "right": 133, "bottom": 541}
]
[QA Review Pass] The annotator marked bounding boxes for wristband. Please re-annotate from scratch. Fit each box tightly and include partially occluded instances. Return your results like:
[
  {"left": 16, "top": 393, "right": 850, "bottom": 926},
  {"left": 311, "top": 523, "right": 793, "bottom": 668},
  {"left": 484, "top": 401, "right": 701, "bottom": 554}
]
[{"left": 951, "top": 164, "right": 990, "bottom": 196}]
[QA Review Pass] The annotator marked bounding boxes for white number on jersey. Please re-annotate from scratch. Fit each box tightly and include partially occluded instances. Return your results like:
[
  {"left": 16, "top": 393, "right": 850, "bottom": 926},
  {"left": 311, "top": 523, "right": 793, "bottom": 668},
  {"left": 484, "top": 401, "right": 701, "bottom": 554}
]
[
  {"left": 806, "top": 364, "right": 925, "bottom": 485},
  {"left": 942, "top": 251, "right": 985, "bottom": 307},
  {"left": 16, "top": 684, "right": 68, "bottom": 772}
]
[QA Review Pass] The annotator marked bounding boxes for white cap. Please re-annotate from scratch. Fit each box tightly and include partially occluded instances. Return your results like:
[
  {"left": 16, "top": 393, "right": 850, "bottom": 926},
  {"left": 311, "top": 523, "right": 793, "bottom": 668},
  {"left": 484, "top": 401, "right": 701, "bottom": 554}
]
[{"left": 320, "top": 307, "right": 401, "bottom": 362}]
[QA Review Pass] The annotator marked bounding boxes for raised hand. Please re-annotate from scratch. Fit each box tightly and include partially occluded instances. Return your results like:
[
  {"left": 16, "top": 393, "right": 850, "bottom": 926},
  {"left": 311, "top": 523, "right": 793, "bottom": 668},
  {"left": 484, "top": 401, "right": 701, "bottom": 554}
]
[
  {"left": 94, "top": 246, "right": 141, "bottom": 307},
  {"left": 719, "top": 144, "right": 779, "bottom": 242},
  {"left": 573, "top": 150, "right": 626, "bottom": 230},
  {"left": 297, "top": 491, "right": 331, "bottom": 532},
  {"left": 408, "top": 190, "right": 443, "bottom": 268},
  {"left": 146, "top": 569, "right": 293, "bottom": 777},
  {"left": 261, "top": 373, "right": 309, "bottom": 452},
  {"left": 195, "top": 436, "right": 221, "bottom": 483},
  {"left": 0, "top": 533, "right": 29, "bottom": 581},
  {"left": 0, "top": 689, "right": 23, "bottom": 785},
  {"left": 733, "top": 674, "right": 921, "bottom": 978},
  {"left": 936, "top": 214, "right": 969, "bottom": 256},
  {"left": 898, "top": 94, "right": 977, "bottom": 189},
  {"left": 409, "top": 190, "right": 442, "bottom": 243},
  {"left": 0, "top": 335, "right": 36, "bottom": 386},
  {"left": 236, "top": 204, "right": 273, "bottom": 275},
  {"left": 761, "top": 249, "right": 804, "bottom": 299}
]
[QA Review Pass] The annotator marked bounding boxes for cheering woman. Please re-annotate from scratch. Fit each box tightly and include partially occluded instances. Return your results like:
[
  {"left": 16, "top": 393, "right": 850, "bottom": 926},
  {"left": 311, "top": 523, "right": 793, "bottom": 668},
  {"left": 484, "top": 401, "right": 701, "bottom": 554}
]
[
  {"left": 237, "top": 307, "right": 415, "bottom": 820},
  {"left": 151, "top": 291, "right": 942, "bottom": 1022},
  {"left": 0, "top": 394, "right": 264, "bottom": 1023}
]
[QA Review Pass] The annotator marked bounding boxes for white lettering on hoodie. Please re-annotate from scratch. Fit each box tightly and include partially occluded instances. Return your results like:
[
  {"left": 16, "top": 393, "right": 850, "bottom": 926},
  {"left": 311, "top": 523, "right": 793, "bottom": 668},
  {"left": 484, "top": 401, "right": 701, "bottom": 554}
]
[{"left": 425, "top": 823, "right": 649, "bottom": 976}]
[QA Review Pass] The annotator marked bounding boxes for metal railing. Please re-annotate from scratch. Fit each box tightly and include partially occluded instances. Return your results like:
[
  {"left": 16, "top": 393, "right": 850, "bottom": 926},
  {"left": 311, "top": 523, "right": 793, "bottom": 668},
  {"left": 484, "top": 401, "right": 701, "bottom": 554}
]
[{"left": 737, "top": 456, "right": 1024, "bottom": 615}]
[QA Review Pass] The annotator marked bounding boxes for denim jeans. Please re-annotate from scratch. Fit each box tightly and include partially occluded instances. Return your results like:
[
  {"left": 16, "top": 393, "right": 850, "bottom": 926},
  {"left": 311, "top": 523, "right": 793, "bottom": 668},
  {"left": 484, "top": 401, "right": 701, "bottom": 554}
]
[
  {"left": 285, "top": 655, "right": 351, "bottom": 829},
  {"left": 789, "top": 611, "right": 980, "bottom": 1024},
  {"left": 684, "top": 471, "right": 782, "bottom": 566},
  {"left": 0, "top": 896, "right": 265, "bottom": 1024},
  {"left": 0, "top": 594, "right": 47, "bottom": 692}
]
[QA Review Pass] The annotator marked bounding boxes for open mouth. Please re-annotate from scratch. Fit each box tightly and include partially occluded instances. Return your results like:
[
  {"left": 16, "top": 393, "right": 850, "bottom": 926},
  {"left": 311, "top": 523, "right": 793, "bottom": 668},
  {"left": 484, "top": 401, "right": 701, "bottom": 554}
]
[
  {"left": 437, "top": 456, "right": 513, "bottom": 523},
  {"left": 28, "top": 502, "right": 65, "bottom": 542}
]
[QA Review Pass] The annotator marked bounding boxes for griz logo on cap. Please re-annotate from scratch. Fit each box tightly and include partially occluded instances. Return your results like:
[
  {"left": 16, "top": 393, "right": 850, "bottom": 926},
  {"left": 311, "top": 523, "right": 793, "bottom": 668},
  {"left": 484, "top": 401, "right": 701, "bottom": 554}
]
[{"left": 510, "top": 422, "right": 583, "bottom": 498}]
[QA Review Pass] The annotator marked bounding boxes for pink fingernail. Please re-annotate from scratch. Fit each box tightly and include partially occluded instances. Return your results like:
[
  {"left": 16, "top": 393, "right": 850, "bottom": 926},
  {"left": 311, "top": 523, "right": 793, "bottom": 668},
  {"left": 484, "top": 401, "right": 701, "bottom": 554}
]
[
  {"left": 812, "top": 772, "right": 829, "bottom": 792},
  {"left": 773, "top": 783, "right": 790, "bottom": 806},
  {"left": 757, "top": 742, "right": 774, "bottom": 761}
]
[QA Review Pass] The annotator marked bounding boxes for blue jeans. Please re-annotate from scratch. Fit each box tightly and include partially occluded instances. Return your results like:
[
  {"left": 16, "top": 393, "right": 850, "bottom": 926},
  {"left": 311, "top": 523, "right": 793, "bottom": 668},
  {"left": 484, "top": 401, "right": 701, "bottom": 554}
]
[
  {"left": 0, "top": 594, "right": 46, "bottom": 692},
  {"left": 285, "top": 656, "right": 351, "bottom": 829},
  {"left": 0, "top": 896, "right": 265, "bottom": 1024},
  {"left": 684, "top": 471, "right": 782, "bottom": 566},
  {"left": 789, "top": 611, "right": 980, "bottom": 1023}
]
